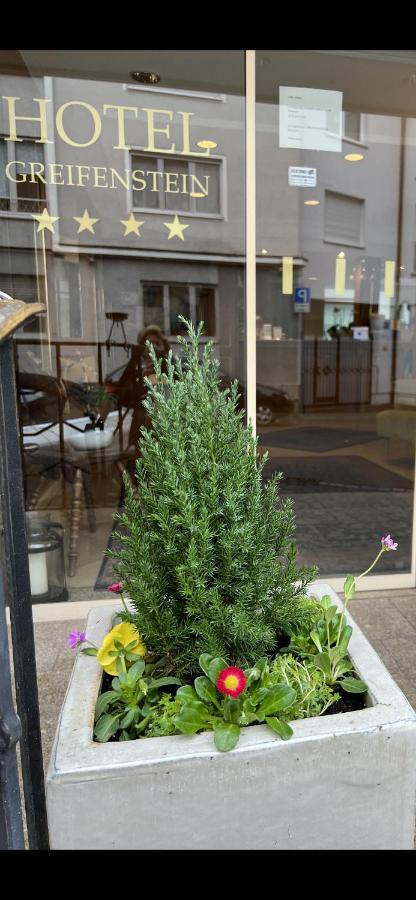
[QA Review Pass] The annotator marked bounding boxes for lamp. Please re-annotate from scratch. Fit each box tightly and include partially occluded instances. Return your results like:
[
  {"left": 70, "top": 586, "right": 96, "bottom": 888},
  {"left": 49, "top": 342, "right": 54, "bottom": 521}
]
[{"left": 26, "top": 512, "right": 67, "bottom": 603}]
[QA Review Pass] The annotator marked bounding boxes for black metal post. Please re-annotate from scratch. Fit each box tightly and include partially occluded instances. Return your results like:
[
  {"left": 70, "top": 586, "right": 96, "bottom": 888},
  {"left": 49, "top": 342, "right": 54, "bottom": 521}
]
[
  {"left": 0, "top": 337, "right": 49, "bottom": 850},
  {"left": 0, "top": 526, "right": 25, "bottom": 849}
]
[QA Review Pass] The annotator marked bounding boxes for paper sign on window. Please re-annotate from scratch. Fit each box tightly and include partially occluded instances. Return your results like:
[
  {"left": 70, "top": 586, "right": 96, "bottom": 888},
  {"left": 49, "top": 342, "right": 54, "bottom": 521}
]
[{"left": 279, "top": 87, "right": 342, "bottom": 153}]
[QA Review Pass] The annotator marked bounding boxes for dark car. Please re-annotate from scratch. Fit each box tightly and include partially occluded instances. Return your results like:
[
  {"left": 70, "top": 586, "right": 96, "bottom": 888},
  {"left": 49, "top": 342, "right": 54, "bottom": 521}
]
[
  {"left": 104, "top": 361, "right": 293, "bottom": 427},
  {"left": 218, "top": 373, "right": 294, "bottom": 425}
]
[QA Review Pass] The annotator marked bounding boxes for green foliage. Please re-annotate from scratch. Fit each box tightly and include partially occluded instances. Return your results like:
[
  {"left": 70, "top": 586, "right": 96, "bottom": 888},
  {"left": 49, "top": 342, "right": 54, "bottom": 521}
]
[
  {"left": 172, "top": 653, "right": 297, "bottom": 751},
  {"left": 109, "top": 318, "right": 316, "bottom": 677},
  {"left": 268, "top": 654, "right": 340, "bottom": 719},
  {"left": 93, "top": 655, "right": 181, "bottom": 743},
  {"left": 142, "top": 693, "right": 184, "bottom": 738},
  {"left": 286, "top": 594, "right": 367, "bottom": 694}
]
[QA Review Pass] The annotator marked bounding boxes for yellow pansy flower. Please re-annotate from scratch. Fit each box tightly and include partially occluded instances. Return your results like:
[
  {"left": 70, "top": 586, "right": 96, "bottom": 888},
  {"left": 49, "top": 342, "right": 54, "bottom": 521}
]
[{"left": 97, "top": 622, "right": 146, "bottom": 675}]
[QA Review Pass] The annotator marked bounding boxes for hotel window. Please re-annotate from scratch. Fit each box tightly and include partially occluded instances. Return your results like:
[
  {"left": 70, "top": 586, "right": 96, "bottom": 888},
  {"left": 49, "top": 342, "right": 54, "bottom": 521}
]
[
  {"left": 324, "top": 191, "right": 364, "bottom": 247},
  {"left": 0, "top": 139, "right": 46, "bottom": 213},
  {"left": 131, "top": 154, "right": 222, "bottom": 216},
  {"left": 142, "top": 282, "right": 217, "bottom": 337},
  {"left": 343, "top": 111, "right": 362, "bottom": 143}
]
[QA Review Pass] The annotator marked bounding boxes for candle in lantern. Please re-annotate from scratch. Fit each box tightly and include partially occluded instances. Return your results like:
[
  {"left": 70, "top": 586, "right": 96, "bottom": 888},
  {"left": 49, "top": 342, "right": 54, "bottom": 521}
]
[{"left": 29, "top": 551, "right": 48, "bottom": 596}]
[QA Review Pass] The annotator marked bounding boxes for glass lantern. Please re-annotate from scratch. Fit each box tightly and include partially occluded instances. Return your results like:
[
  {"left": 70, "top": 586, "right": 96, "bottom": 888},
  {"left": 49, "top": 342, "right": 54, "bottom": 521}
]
[{"left": 26, "top": 512, "right": 67, "bottom": 603}]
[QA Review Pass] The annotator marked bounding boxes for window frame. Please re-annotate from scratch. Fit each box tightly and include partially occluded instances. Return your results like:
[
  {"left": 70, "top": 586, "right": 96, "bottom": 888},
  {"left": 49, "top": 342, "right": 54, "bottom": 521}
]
[{"left": 129, "top": 149, "right": 226, "bottom": 220}]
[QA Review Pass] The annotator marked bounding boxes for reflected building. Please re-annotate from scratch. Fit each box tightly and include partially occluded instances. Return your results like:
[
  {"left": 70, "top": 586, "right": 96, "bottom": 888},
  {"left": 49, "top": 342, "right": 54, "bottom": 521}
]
[{"left": 1, "top": 52, "right": 415, "bottom": 593}]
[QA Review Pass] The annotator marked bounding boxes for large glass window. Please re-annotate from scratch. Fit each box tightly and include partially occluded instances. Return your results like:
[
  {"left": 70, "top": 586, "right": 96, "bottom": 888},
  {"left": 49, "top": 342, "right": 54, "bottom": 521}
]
[
  {"left": 0, "top": 51, "right": 245, "bottom": 602},
  {"left": 256, "top": 50, "right": 416, "bottom": 580}
]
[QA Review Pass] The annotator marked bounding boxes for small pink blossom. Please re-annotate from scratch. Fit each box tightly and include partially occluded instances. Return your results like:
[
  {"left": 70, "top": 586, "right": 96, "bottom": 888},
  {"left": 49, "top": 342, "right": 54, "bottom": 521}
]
[
  {"left": 67, "top": 630, "right": 86, "bottom": 649},
  {"left": 108, "top": 582, "right": 123, "bottom": 593},
  {"left": 381, "top": 534, "right": 398, "bottom": 551}
]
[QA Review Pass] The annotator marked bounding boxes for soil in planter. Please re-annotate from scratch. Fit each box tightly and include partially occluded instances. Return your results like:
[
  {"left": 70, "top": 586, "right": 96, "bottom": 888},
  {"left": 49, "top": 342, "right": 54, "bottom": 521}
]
[{"left": 322, "top": 687, "right": 366, "bottom": 716}]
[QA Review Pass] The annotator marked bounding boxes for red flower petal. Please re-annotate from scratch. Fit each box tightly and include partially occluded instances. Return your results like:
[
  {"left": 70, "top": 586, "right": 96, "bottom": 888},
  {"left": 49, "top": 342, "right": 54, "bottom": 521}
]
[{"left": 216, "top": 666, "right": 246, "bottom": 698}]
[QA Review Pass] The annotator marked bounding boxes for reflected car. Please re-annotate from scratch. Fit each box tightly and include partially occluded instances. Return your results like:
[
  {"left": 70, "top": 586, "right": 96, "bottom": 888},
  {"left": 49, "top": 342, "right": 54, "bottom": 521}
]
[
  {"left": 218, "top": 373, "right": 294, "bottom": 425},
  {"left": 104, "top": 362, "right": 293, "bottom": 427}
]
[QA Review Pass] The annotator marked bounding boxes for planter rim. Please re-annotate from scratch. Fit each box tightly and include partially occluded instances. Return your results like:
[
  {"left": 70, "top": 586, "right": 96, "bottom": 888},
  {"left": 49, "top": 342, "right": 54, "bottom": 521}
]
[{"left": 48, "top": 582, "right": 416, "bottom": 783}]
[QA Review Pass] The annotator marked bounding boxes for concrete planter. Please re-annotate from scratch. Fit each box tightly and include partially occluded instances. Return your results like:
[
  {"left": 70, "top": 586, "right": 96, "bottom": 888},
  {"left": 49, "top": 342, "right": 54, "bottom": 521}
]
[{"left": 46, "top": 583, "right": 416, "bottom": 849}]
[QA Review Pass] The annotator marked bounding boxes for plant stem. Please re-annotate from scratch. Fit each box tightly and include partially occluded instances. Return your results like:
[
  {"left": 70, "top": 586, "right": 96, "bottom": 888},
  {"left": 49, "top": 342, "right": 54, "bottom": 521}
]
[{"left": 336, "top": 547, "right": 386, "bottom": 646}]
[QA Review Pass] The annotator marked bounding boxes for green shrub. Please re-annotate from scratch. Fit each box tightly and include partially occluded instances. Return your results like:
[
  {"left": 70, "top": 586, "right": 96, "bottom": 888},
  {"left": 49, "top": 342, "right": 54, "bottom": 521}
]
[{"left": 110, "top": 319, "right": 316, "bottom": 678}]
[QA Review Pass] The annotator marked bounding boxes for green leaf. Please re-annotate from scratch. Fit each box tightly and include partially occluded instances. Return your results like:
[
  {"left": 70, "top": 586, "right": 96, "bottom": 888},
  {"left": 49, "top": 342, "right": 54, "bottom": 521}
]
[
  {"left": 257, "top": 685, "right": 297, "bottom": 718},
  {"left": 340, "top": 677, "right": 368, "bottom": 693},
  {"left": 177, "top": 684, "right": 199, "bottom": 703},
  {"left": 313, "top": 652, "right": 332, "bottom": 677},
  {"left": 94, "top": 690, "right": 119, "bottom": 721},
  {"left": 265, "top": 717, "right": 293, "bottom": 740},
  {"left": 324, "top": 605, "right": 338, "bottom": 625},
  {"left": 94, "top": 713, "right": 121, "bottom": 742},
  {"left": 320, "top": 594, "right": 332, "bottom": 611},
  {"left": 114, "top": 640, "right": 124, "bottom": 650},
  {"left": 328, "top": 646, "right": 347, "bottom": 666},
  {"left": 213, "top": 721, "right": 240, "bottom": 752},
  {"left": 338, "top": 625, "right": 353, "bottom": 653},
  {"left": 134, "top": 715, "right": 151, "bottom": 734},
  {"left": 173, "top": 702, "right": 212, "bottom": 735},
  {"left": 194, "top": 676, "right": 221, "bottom": 708},
  {"left": 120, "top": 708, "right": 136, "bottom": 729},
  {"left": 223, "top": 697, "right": 241, "bottom": 724},
  {"left": 128, "top": 658, "right": 146, "bottom": 679},
  {"left": 344, "top": 575, "right": 356, "bottom": 600},
  {"left": 310, "top": 631, "right": 323, "bottom": 653},
  {"left": 148, "top": 676, "right": 181, "bottom": 691},
  {"left": 119, "top": 730, "right": 130, "bottom": 742},
  {"left": 199, "top": 653, "right": 214, "bottom": 677},
  {"left": 207, "top": 657, "right": 228, "bottom": 686},
  {"left": 81, "top": 647, "right": 98, "bottom": 657}
]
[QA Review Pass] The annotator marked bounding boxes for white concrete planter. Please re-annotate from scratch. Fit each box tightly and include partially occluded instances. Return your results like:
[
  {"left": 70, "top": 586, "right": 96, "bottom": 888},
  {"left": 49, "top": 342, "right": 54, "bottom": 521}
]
[{"left": 46, "top": 583, "right": 416, "bottom": 850}]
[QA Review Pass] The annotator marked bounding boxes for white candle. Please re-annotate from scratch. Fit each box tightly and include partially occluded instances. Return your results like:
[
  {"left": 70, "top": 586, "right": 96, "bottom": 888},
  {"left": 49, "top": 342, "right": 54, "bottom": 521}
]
[{"left": 29, "top": 552, "right": 48, "bottom": 596}]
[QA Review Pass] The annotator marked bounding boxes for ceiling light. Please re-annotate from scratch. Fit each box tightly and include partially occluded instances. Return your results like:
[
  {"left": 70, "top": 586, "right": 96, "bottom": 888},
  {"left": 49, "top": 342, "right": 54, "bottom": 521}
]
[
  {"left": 190, "top": 192, "right": 205, "bottom": 198},
  {"left": 197, "top": 140, "right": 217, "bottom": 150},
  {"left": 261, "top": 249, "right": 268, "bottom": 255},
  {"left": 130, "top": 71, "right": 160, "bottom": 84},
  {"left": 344, "top": 153, "right": 364, "bottom": 162},
  {"left": 304, "top": 199, "right": 320, "bottom": 206}
]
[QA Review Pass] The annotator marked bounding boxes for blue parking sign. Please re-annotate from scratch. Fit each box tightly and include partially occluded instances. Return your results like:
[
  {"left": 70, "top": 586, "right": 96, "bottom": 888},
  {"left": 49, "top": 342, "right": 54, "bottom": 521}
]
[{"left": 294, "top": 287, "right": 310, "bottom": 312}]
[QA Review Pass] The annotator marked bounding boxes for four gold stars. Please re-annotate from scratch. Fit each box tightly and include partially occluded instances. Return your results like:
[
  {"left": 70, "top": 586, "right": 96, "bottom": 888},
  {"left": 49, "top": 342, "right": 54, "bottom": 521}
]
[
  {"left": 163, "top": 215, "right": 190, "bottom": 241},
  {"left": 32, "top": 210, "right": 190, "bottom": 241},
  {"left": 120, "top": 213, "right": 145, "bottom": 237},
  {"left": 32, "top": 208, "right": 59, "bottom": 233},
  {"left": 73, "top": 209, "right": 99, "bottom": 234}
]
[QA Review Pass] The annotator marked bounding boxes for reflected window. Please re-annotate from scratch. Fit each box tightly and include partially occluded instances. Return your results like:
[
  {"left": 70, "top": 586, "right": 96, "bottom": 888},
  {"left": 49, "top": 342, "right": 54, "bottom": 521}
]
[
  {"left": 0, "top": 139, "right": 46, "bottom": 213},
  {"left": 131, "top": 153, "right": 221, "bottom": 216},
  {"left": 343, "top": 111, "right": 362, "bottom": 143},
  {"left": 142, "top": 282, "right": 216, "bottom": 336},
  {"left": 324, "top": 191, "right": 364, "bottom": 246}
]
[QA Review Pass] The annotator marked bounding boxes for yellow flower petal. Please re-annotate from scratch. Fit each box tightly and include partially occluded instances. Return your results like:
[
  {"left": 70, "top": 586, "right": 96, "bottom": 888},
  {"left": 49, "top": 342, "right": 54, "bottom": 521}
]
[{"left": 96, "top": 622, "right": 146, "bottom": 675}]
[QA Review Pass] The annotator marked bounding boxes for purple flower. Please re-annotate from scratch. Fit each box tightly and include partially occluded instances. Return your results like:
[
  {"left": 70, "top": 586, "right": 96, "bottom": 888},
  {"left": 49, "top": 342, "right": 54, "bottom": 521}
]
[
  {"left": 67, "top": 630, "right": 86, "bottom": 649},
  {"left": 108, "top": 582, "right": 123, "bottom": 593},
  {"left": 381, "top": 534, "right": 398, "bottom": 551}
]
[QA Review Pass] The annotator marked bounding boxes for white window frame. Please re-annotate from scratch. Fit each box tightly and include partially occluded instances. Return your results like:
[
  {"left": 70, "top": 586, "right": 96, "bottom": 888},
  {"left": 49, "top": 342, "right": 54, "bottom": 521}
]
[{"left": 129, "top": 150, "right": 225, "bottom": 220}]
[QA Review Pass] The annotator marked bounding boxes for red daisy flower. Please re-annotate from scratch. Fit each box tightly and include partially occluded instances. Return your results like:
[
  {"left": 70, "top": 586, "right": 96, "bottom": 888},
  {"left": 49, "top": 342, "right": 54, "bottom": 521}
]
[{"left": 216, "top": 666, "right": 246, "bottom": 698}]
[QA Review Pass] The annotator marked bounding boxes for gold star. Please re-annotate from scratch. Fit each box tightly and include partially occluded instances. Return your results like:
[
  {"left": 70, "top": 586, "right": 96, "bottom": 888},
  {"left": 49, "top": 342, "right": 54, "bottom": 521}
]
[
  {"left": 120, "top": 213, "right": 145, "bottom": 237},
  {"left": 73, "top": 209, "right": 99, "bottom": 234},
  {"left": 32, "top": 208, "right": 59, "bottom": 233},
  {"left": 163, "top": 215, "right": 189, "bottom": 241}
]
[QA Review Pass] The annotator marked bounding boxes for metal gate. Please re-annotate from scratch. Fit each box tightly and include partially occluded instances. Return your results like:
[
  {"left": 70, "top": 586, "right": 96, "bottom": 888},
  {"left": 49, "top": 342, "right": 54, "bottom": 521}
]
[{"left": 303, "top": 337, "right": 372, "bottom": 408}]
